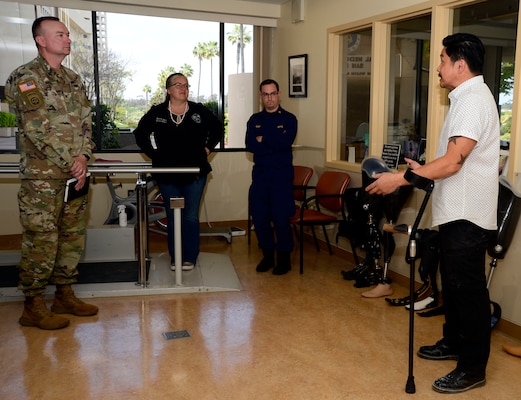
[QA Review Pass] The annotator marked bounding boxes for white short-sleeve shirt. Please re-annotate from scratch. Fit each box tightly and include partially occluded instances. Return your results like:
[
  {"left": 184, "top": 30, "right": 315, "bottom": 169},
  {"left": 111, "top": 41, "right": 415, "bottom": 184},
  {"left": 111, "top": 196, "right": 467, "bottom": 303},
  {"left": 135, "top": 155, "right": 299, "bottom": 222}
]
[{"left": 432, "top": 75, "right": 499, "bottom": 230}]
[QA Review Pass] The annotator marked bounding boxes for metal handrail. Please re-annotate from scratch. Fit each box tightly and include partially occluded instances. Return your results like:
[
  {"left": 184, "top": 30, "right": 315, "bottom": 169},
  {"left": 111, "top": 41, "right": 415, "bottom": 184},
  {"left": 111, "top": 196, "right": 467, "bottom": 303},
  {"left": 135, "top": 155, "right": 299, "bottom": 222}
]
[
  {"left": 0, "top": 162, "right": 19, "bottom": 174},
  {"left": 0, "top": 161, "right": 199, "bottom": 288}
]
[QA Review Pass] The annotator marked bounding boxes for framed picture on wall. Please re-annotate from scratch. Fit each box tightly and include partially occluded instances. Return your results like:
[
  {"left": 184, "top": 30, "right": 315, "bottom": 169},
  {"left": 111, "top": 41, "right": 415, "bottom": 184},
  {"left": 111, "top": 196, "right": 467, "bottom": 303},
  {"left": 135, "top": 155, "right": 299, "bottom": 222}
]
[{"left": 288, "top": 54, "right": 308, "bottom": 98}]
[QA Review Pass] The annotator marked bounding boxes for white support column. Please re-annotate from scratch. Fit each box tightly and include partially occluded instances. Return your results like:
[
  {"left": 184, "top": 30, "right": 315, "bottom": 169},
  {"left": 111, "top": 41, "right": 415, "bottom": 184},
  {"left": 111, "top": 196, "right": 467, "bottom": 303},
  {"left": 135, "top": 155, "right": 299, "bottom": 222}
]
[{"left": 170, "top": 197, "right": 185, "bottom": 286}]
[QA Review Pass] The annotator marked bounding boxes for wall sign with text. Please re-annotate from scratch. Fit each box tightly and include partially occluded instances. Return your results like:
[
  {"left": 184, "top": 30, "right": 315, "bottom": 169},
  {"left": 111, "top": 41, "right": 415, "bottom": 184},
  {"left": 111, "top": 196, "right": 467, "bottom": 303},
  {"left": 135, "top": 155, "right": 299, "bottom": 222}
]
[{"left": 346, "top": 55, "right": 371, "bottom": 77}]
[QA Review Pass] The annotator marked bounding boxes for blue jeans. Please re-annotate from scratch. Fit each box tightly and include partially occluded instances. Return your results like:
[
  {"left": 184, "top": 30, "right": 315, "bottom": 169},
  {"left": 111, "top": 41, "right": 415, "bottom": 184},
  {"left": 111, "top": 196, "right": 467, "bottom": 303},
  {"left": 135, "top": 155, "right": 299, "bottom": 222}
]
[
  {"left": 157, "top": 176, "right": 207, "bottom": 264},
  {"left": 439, "top": 220, "right": 493, "bottom": 375}
]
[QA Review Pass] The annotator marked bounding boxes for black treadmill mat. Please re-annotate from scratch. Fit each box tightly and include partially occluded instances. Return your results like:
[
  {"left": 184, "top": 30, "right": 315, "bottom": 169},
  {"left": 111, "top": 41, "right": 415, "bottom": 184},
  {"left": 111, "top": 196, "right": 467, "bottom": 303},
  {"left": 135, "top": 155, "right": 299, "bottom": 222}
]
[{"left": 0, "top": 260, "right": 149, "bottom": 287}]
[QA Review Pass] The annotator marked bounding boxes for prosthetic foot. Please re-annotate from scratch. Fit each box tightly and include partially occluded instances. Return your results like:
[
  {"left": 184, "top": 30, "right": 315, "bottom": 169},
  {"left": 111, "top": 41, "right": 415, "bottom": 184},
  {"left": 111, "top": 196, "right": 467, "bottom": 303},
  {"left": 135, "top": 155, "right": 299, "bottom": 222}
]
[
  {"left": 361, "top": 283, "right": 393, "bottom": 298},
  {"left": 385, "top": 280, "right": 431, "bottom": 306},
  {"left": 503, "top": 344, "right": 521, "bottom": 357}
]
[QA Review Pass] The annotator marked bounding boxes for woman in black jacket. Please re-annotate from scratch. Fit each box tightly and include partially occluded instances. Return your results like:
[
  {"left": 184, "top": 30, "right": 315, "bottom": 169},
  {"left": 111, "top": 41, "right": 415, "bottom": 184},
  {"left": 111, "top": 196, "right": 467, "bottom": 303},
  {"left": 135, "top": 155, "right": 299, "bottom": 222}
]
[{"left": 134, "top": 73, "right": 222, "bottom": 270}]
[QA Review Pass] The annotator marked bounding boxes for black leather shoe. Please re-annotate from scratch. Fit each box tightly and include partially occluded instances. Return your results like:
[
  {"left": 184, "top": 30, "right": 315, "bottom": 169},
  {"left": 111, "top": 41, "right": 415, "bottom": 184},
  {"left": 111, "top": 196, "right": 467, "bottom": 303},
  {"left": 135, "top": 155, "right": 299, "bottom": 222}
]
[
  {"left": 417, "top": 339, "right": 459, "bottom": 360},
  {"left": 256, "top": 258, "right": 274, "bottom": 272},
  {"left": 256, "top": 249, "right": 275, "bottom": 272},
  {"left": 432, "top": 368, "right": 486, "bottom": 393},
  {"left": 272, "top": 252, "right": 291, "bottom": 275}
]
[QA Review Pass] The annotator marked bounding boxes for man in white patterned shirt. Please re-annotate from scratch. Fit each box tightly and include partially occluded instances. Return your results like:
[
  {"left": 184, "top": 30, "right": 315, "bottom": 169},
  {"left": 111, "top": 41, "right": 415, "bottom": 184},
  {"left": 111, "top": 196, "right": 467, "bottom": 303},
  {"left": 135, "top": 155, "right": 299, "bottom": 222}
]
[{"left": 366, "top": 33, "right": 499, "bottom": 394}]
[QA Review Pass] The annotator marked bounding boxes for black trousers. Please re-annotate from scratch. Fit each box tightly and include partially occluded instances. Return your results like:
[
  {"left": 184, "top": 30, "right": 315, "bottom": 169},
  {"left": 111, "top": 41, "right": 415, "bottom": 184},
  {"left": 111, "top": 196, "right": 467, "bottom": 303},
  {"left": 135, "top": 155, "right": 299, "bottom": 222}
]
[
  {"left": 439, "top": 220, "right": 493, "bottom": 375},
  {"left": 250, "top": 167, "right": 295, "bottom": 253}
]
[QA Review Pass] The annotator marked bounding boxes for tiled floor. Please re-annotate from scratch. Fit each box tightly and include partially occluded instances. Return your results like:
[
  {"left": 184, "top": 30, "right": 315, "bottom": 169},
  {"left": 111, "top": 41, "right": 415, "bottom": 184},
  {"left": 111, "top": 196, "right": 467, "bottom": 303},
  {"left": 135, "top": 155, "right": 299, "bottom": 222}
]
[{"left": 1, "top": 229, "right": 521, "bottom": 400}]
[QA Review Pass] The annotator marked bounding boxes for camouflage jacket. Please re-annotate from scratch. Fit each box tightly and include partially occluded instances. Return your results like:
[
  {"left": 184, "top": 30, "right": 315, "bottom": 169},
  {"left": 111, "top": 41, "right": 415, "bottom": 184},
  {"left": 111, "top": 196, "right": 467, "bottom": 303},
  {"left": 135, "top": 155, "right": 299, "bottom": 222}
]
[{"left": 5, "top": 55, "right": 94, "bottom": 179}]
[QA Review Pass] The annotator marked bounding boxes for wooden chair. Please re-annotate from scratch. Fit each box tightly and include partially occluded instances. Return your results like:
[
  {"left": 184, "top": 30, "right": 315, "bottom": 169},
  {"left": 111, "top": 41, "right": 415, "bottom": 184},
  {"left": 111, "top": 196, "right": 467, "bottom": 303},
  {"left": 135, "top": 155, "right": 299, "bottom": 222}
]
[
  {"left": 247, "top": 165, "right": 314, "bottom": 245},
  {"left": 290, "top": 171, "right": 351, "bottom": 274}
]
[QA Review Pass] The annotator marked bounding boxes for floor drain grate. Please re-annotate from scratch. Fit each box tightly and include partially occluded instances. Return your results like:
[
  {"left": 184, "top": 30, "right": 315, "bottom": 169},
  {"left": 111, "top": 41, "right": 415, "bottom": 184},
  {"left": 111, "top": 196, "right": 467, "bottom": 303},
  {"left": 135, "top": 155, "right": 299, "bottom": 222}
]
[{"left": 163, "top": 330, "right": 191, "bottom": 340}]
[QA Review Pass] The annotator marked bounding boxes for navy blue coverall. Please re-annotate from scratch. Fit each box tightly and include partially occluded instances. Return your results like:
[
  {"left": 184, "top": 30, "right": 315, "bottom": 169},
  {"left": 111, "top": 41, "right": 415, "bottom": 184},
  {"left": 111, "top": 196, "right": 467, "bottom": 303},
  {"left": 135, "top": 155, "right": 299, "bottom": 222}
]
[{"left": 246, "top": 106, "right": 298, "bottom": 253}]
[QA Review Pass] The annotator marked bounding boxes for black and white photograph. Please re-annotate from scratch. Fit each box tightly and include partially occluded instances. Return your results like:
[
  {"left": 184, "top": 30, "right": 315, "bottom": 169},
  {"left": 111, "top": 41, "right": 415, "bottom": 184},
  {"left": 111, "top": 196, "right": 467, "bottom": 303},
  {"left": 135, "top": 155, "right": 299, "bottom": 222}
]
[{"left": 288, "top": 54, "right": 308, "bottom": 97}]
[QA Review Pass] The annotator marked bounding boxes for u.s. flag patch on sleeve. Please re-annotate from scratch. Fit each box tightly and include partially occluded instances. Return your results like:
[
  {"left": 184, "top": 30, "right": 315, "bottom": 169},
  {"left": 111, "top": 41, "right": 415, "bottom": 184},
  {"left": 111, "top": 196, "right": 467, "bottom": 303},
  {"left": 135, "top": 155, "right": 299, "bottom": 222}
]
[
  {"left": 18, "top": 80, "right": 37, "bottom": 92},
  {"left": 18, "top": 79, "right": 44, "bottom": 108}
]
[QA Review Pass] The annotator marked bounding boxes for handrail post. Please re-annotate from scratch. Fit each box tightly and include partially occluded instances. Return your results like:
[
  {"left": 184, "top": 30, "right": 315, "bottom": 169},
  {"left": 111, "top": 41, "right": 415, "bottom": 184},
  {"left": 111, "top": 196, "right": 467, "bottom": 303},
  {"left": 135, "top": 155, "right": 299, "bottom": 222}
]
[
  {"left": 170, "top": 197, "right": 185, "bottom": 286},
  {"left": 136, "top": 172, "right": 149, "bottom": 287}
]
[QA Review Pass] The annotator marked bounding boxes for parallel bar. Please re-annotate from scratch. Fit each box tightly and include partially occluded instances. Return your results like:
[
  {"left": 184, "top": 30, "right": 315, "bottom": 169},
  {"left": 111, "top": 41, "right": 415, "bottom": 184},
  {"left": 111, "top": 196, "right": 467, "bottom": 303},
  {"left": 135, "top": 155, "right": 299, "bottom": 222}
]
[
  {"left": 0, "top": 162, "right": 19, "bottom": 174},
  {"left": 0, "top": 162, "right": 199, "bottom": 287}
]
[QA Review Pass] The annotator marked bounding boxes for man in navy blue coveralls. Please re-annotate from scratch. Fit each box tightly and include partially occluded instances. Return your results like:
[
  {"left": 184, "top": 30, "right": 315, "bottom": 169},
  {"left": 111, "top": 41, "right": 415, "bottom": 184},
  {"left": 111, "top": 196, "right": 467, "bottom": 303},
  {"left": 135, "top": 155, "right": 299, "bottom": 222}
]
[{"left": 246, "top": 79, "right": 298, "bottom": 275}]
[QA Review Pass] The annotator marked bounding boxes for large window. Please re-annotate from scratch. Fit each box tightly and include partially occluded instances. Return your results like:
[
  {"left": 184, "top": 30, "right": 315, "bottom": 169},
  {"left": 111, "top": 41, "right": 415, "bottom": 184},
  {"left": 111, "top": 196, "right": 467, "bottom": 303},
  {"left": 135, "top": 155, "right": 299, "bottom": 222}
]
[
  {"left": 326, "top": 0, "right": 520, "bottom": 175},
  {"left": 453, "top": 0, "right": 518, "bottom": 150},
  {"left": 0, "top": 3, "right": 255, "bottom": 152}
]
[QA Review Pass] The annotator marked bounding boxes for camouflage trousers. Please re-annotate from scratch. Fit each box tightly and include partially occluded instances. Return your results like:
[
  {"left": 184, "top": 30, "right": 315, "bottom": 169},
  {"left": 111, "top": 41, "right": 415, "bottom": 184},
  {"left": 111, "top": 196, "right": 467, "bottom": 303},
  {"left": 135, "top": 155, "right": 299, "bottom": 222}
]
[{"left": 18, "top": 179, "right": 88, "bottom": 297}]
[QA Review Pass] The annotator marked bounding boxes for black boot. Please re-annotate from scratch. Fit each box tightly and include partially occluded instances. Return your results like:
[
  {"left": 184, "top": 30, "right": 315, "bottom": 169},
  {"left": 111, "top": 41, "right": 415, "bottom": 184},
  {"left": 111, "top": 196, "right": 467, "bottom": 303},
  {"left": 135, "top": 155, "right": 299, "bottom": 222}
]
[
  {"left": 273, "top": 251, "right": 291, "bottom": 275},
  {"left": 256, "top": 248, "right": 275, "bottom": 272}
]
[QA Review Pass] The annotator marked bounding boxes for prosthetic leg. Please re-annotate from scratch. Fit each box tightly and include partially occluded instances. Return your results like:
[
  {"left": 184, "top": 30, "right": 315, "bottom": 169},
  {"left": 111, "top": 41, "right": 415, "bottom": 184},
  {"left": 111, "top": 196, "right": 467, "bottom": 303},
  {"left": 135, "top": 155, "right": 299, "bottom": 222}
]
[
  {"left": 340, "top": 181, "right": 383, "bottom": 283},
  {"left": 341, "top": 157, "right": 387, "bottom": 285},
  {"left": 340, "top": 208, "right": 383, "bottom": 285},
  {"left": 355, "top": 212, "right": 386, "bottom": 292},
  {"left": 362, "top": 183, "right": 413, "bottom": 297},
  {"left": 341, "top": 157, "right": 413, "bottom": 297}
]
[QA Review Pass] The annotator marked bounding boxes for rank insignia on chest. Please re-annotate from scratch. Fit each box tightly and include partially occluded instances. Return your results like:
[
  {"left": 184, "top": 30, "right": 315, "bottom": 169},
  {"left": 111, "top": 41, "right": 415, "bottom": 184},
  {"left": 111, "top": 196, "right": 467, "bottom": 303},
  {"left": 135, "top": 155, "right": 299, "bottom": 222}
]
[{"left": 255, "top": 125, "right": 261, "bottom": 129}]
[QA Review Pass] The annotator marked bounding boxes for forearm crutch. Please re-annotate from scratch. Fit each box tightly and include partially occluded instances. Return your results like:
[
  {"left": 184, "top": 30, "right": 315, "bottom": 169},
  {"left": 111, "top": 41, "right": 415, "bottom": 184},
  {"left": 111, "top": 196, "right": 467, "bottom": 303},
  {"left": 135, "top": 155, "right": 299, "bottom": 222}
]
[
  {"left": 387, "top": 169, "right": 434, "bottom": 394},
  {"left": 405, "top": 170, "right": 434, "bottom": 394}
]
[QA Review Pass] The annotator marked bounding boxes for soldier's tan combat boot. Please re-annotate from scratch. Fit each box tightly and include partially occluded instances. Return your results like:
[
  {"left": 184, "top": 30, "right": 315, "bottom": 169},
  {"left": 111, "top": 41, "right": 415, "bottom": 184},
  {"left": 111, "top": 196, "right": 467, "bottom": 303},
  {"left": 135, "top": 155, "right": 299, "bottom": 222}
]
[
  {"left": 19, "top": 294, "right": 70, "bottom": 330},
  {"left": 51, "top": 284, "right": 99, "bottom": 316}
]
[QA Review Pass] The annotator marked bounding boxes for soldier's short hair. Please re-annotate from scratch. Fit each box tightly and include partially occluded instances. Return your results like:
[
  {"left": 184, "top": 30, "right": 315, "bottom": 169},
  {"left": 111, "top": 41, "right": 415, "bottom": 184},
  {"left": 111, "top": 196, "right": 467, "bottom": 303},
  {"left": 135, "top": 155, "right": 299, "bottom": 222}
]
[{"left": 32, "top": 16, "right": 61, "bottom": 46}]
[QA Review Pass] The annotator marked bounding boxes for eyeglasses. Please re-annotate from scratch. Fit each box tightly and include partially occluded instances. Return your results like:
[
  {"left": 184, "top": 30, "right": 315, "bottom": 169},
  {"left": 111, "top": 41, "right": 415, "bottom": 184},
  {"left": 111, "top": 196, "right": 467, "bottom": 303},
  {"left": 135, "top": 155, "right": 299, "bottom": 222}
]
[
  {"left": 261, "top": 92, "right": 278, "bottom": 98},
  {"left": 168, "top": 83, "right": 190, "bottom": 90}
]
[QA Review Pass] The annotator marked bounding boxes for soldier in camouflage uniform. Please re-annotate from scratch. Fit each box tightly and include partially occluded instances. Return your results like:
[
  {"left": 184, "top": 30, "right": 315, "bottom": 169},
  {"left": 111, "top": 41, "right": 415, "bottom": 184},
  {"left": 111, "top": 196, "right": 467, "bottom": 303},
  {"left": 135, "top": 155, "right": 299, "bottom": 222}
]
[{"left": 5, "top": 16, "right": 98, "bottom": 330}]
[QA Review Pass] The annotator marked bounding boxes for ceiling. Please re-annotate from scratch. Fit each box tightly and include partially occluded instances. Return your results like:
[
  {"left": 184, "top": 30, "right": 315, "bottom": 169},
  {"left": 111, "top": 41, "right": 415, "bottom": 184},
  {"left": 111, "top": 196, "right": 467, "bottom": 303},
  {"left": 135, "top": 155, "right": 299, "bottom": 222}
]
[{"left": 240, "top": 0, "right": 289, "bottom": 4}]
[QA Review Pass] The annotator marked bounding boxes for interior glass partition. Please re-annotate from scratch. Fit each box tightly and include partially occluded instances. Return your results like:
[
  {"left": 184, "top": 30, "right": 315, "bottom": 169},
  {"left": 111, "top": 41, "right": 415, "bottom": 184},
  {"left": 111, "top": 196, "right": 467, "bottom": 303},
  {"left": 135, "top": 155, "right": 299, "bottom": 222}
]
[
  {"left": 341, "top": 28, "right": 372, "bottom": 163},
  {"left": 387, "top": 15, "right": 431, "bottom": 165}
]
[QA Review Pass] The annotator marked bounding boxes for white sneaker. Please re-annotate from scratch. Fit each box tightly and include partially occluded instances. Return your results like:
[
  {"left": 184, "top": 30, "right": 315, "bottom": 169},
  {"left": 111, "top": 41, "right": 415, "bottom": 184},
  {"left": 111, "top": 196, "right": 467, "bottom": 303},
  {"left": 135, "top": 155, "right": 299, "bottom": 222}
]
[
  {"left": 170, "top": 262, "right": 194, "bottom": 271},
  {"left": 406, "top": 296, "right": 435, "bottom": 311},
  {"left": 182, "top": 262, "right": 194, "bottom": 271}
]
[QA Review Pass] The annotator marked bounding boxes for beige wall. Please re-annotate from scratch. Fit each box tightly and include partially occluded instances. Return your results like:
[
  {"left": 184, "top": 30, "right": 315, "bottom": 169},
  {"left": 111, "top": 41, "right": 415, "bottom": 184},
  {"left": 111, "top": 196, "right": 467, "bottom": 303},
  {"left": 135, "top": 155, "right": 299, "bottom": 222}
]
[
  {"left": 268, "top": 0, "right": 521, "bottom": 330},
  {"left": 0, "top": 0, "right": 425, "bottom": 232},
  {"left": 271, "top": 0, "right": 423, "bottom": 150},
  {"left": 2, "top": 0, "right": 521, "bottom": 330}
]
